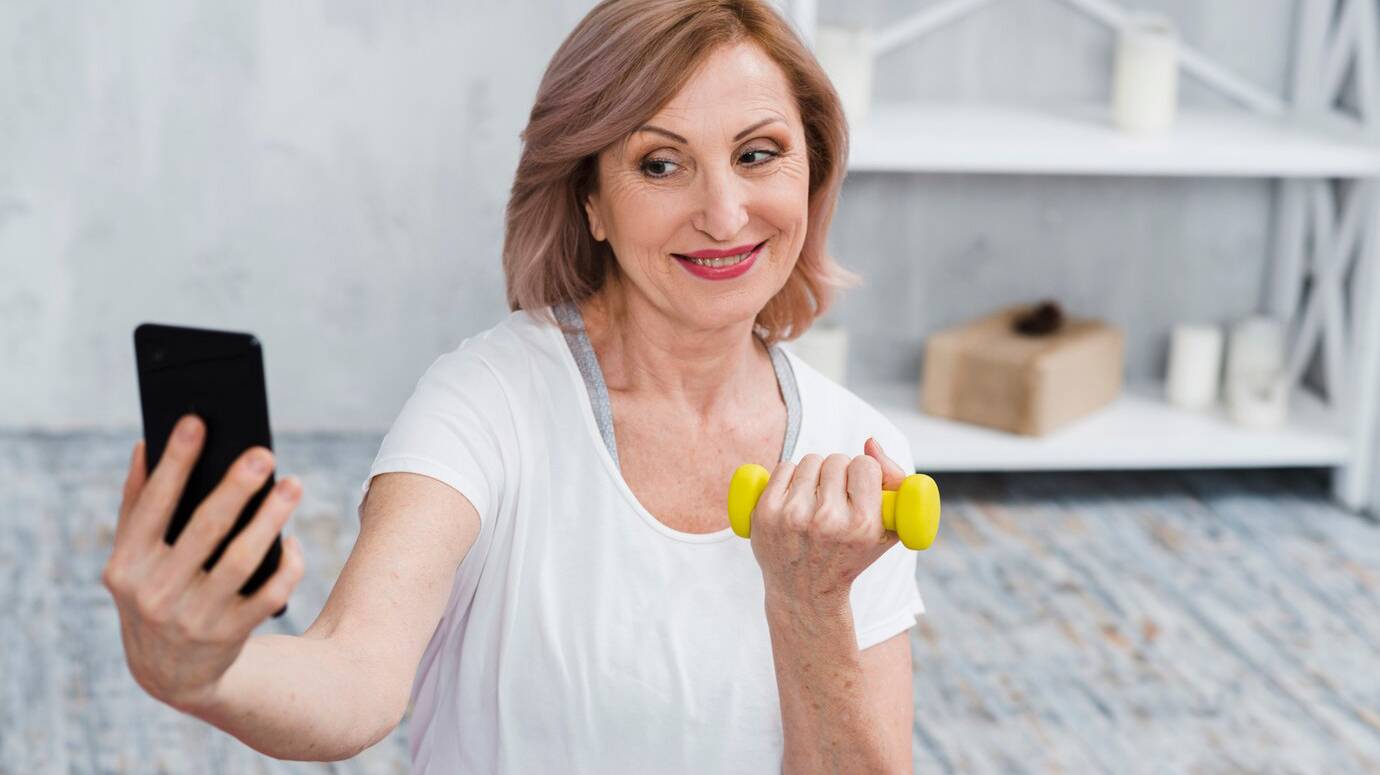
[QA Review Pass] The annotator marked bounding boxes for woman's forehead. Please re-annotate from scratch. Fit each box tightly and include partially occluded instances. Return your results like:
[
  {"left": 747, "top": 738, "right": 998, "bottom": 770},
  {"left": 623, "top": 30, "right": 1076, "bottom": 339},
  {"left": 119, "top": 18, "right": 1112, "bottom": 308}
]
[
  {"left": 663, "top": 42, "right": 794, "bottom": 114},
  {"left": 638, "top": 44, "right": 799, "bottom": 139}
]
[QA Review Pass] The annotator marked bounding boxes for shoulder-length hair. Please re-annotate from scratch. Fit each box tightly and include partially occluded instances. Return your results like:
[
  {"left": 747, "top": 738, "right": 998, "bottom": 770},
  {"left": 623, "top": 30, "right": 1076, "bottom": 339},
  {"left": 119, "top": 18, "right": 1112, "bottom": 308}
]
[{"left": 502, "top": 0, "right": 858, "bottom": 345}]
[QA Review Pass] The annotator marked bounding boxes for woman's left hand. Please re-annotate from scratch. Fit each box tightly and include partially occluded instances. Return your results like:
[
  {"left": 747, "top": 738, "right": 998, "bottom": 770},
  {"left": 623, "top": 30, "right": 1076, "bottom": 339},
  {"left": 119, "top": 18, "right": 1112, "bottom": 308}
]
[{"left": 748, "top": 437, "right": 910, "bottom": 612}]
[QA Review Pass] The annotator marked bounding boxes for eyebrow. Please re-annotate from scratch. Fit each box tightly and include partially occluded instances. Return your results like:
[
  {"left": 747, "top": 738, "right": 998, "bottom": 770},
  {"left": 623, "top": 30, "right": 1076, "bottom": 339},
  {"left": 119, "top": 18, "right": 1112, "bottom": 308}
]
[{"left": 635, "top": 117, "right": 784, "bottom": 145}]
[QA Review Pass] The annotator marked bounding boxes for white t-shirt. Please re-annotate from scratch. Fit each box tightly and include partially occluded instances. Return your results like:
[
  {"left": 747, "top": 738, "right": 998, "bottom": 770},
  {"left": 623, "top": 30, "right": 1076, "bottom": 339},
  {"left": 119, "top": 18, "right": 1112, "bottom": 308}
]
[{"left": 358, "top": 307, "right": 925, "bottom": 774}]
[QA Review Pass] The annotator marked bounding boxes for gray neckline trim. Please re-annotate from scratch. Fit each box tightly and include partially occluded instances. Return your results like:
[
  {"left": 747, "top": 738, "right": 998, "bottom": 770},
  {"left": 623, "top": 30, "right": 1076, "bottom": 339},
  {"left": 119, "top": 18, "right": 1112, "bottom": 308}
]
[{"left": 552, "top": 300, "right": 800, "bottom": 469}]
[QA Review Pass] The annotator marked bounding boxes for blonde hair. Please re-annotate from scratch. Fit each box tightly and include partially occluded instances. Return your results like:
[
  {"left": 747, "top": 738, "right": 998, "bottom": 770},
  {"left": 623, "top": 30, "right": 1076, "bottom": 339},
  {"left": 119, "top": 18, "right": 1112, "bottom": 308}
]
[{"left": 502, "top": 0, "right": 859, "bottom": 344}]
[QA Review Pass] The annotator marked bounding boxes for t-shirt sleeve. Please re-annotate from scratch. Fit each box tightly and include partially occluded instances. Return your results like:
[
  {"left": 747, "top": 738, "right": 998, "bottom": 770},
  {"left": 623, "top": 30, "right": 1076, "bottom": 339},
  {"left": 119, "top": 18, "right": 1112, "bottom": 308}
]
[
  {"left": 358, "top": 338, "right": 512, "bottom": 525},
  {"left": 849, "top": 417, "right": 927, "bottom": 651}
]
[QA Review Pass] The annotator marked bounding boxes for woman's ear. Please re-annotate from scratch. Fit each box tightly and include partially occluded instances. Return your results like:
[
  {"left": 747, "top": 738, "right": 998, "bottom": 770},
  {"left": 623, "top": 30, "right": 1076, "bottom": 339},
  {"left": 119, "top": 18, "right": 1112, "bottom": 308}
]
[{"left": 584, "top": 195, "right": 606, "bottom": 242}]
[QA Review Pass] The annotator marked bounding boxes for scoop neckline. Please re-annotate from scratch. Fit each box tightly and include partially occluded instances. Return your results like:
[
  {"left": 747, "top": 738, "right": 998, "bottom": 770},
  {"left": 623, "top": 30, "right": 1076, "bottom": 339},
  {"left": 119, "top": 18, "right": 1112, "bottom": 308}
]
[{"left": 548, "top": 303, "right": 800, "bottom": 545}]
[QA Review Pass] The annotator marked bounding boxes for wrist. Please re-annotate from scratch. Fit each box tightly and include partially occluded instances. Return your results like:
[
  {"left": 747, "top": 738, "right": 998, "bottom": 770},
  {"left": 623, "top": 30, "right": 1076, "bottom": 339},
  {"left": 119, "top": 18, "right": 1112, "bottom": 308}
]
[
  {"left": 764, "top": 584, "right": 852, "bottom": 624},
  {"left": 167, "top": 678, "right": 225, "bottom": 718}
]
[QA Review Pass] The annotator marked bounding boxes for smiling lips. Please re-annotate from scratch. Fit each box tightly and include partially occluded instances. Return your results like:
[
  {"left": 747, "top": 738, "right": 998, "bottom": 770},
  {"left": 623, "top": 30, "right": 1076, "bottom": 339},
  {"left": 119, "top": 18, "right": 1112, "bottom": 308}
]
[
  {"left": 673, "top": 239, "right": 767, "bottom": 267},
  {"left": 672, "top": 239, "right": 766, "bottom": 279},
  {"left": 675, "top": 241, "right": 765, "bottom": 259}
]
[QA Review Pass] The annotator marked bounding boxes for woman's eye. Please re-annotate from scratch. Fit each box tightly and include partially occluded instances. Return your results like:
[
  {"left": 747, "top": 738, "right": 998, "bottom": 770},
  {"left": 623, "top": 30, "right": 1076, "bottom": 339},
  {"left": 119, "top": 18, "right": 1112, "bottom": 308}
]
[
  {"left": 640, "top": 148, "right": 778, "bottom": 179},
  {"left": 640, "top": 158, "right": 679, "bottom": 178}
]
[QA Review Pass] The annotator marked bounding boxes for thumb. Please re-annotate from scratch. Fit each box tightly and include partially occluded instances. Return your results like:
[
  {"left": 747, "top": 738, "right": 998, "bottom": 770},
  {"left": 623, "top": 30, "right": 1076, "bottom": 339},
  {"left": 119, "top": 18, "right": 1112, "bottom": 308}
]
[{"left": 864, "top": 437, "right": 908, "bottom": 490}]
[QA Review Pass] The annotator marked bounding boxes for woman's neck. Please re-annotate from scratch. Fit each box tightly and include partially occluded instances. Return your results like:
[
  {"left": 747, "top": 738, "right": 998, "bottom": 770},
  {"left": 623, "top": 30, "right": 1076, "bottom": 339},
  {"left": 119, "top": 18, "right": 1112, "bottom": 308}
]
[{"left": 579, "top": 278, "right": 772, "bottom": 418}]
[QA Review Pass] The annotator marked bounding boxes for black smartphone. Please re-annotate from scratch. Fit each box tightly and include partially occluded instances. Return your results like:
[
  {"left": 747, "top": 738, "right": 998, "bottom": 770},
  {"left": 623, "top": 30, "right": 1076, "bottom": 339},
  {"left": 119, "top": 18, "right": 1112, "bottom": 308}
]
[{"left": 133, "top": 323, "right": 286, "bottom": 618}]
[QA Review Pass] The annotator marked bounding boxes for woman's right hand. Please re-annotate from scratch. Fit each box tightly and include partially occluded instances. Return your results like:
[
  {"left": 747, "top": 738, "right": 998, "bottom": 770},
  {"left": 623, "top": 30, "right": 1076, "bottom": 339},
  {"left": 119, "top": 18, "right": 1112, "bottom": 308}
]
[{"left": 101, "top": 413, "right": 307, "bottom": 715}]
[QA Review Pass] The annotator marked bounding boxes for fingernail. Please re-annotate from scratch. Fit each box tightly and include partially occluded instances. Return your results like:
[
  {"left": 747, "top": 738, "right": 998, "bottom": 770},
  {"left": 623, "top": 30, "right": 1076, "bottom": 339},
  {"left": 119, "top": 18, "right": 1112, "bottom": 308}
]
[
  {"left": 248, "top": 451, "right": 271, "bottom": 474},
  {"left": 178, "top": 416, "right": 200, "bottom": 441}
]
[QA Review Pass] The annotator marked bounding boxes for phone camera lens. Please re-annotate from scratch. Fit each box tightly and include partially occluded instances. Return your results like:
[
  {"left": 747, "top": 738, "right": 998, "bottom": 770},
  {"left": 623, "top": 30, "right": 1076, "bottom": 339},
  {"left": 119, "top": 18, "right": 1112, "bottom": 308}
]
[{"left": 152, "top": 349, "right": 165, "bottom": 363}]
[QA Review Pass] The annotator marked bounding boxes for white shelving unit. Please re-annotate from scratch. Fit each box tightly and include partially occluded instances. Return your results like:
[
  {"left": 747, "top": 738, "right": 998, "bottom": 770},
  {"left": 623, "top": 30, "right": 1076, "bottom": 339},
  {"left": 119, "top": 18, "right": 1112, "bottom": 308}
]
[
  {"left": 783, "top": 0, "right": 1380, "bottom": 511},
  {"left": 848, "top": 103, "right": 1380, "bottom": 178},
  {"left": 855, "top": 379, "right": 1351, "bottom": 472}
]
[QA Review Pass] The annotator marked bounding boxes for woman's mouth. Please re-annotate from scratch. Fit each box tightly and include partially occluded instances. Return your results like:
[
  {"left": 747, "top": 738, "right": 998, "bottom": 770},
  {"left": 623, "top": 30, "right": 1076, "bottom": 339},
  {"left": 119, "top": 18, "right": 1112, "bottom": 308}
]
[{"left": 672, "top": 239, "right": 767, "bottom": 280}]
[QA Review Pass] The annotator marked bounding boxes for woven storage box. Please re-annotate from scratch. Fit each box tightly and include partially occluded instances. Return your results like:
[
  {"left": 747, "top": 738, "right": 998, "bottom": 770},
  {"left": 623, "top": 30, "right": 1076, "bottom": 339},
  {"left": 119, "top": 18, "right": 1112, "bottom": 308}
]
[{"left": 920, "top": 303, "right": 1125, "bottom": 436}]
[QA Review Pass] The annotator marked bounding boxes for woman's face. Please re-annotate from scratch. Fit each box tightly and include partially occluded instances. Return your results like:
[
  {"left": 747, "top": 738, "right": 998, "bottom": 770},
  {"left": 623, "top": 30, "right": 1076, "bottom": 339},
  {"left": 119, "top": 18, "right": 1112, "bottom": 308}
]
[{"left": 584, "top": 41, "right": 810, "bottom": 333}]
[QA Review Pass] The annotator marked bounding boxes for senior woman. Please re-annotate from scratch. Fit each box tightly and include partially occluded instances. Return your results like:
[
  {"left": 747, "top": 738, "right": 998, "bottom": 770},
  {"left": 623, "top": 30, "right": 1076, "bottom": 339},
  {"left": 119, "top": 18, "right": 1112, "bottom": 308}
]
[{"left": 103, "top": 0, "right": 926, "bottom": 772}]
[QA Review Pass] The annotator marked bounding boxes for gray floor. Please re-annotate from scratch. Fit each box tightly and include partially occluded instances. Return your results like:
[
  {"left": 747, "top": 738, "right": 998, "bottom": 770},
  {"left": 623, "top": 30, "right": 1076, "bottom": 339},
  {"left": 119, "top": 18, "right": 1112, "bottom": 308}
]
[{"left": 3, "top": 431, "right": 1379, "bottom": 774}]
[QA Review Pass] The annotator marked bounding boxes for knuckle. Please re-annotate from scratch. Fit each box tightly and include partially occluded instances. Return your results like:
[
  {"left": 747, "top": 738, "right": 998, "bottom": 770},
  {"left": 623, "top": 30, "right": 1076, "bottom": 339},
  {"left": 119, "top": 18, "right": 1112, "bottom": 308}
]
[
  {"left": 189, "top": 503, "right": 238, "bottom": 540},
  {"left": 814, "top": 502, "right": 845, "bottom": 529},
  {"left": 849, "top": 496, "right": 872, "bottom": 522},
  {"left": 855, "top": 458, "right": 882, "bottom": 488},
  {"left": 225, "top": 552, "right": 260, "bottom": 581},
  {"left": 172, "top": 614, "right": 204, "bottom": 643},
  {"left": 804, "top": 513, "right": 830, "bottom": 537},
  {"left": 135, "top": 588, "right": 173, "bottom": 624},
  {"left": 852, "top": 454, "right": 881, "bottom": 475},
  {"left": 101, "top": 563, "right": 124, "bottom": 593}
]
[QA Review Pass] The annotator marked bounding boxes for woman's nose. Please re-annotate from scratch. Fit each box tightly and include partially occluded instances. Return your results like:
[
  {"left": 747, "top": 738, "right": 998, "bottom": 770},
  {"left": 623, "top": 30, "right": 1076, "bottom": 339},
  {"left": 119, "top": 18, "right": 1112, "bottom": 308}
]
[{"left": 690, "top": 167, "right": 750, "bottom": 242}]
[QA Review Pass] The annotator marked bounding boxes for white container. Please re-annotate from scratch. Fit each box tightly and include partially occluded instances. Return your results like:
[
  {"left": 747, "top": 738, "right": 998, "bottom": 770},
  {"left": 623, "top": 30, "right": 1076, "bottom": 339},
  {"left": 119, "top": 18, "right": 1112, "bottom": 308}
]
[
  {"left": 1112, "top": 12, "right": 1179, "bottom": 133},
  {"left": 813, "top": 25, "right": 873, "bottom": 127},
  {"left": 1165, "top": 323, "right": 1223, "bottom": 410},
  {"left": 1225, "top": 315, "right": 1286, "bottom": 390},
  {"left": 1227, "top": 370, "right": 1290, "bottom": 429},
  {"left": 788, "top": 322, "right": 849, "bottom": 385}
]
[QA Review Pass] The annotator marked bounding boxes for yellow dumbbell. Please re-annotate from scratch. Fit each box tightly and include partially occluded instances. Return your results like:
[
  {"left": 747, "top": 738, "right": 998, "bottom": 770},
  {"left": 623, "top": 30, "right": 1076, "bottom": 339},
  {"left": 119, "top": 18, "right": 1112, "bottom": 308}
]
[{"left": 727, "top": 463, "right": 941, "bottom": 550}]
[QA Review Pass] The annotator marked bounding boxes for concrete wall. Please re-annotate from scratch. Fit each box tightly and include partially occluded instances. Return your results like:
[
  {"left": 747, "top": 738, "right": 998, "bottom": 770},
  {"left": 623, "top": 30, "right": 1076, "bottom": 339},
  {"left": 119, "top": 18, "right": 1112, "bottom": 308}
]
[{"left": 2, "top": 0, "right": 1302, "bottom": 432}]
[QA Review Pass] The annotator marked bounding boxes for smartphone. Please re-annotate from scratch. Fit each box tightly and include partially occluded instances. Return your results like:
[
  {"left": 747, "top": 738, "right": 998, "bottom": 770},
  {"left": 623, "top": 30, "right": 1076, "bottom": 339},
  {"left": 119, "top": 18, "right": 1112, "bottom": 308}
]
[{"left": 133, "top": 323, "right": 286, "bottom": 618}]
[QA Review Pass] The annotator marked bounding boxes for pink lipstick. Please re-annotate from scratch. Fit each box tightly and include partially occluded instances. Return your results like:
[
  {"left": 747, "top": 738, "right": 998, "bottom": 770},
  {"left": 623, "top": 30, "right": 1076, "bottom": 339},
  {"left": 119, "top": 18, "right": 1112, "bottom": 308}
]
[{"left": 672, "top": 239, "right": 766, "bottom": 281}]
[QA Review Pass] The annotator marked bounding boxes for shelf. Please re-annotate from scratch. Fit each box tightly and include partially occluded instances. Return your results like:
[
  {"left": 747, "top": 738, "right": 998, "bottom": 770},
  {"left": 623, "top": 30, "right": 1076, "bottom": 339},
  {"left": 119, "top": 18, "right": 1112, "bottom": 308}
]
[
  {"left": 847, "top": 103, "right": 1380, "bottom": 178},
  {"left": 854, "top": 379, "right": 1352, "bottom": 472}
]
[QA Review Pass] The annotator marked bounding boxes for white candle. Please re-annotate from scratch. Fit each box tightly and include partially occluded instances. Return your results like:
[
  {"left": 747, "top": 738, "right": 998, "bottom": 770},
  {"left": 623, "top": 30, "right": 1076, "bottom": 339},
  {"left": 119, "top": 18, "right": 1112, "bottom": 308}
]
[
  {"left": 1225, "top": 315, "right": 1286, "bottom": 391},
  {"left": 1166, "top": 323, "right": 1223, "bottom": 410},
  {"left": 1227, "top": 370, "right": 1290, "bottom": 428},
  {"left": 813, "top": 25, "right": 873, "bottom": 127},
  {"left": 1112, "top": 12, "right": 1179, "bottom": 133},
  {"left": 788, "top": 322, "right": 849, "bottom": 385}
]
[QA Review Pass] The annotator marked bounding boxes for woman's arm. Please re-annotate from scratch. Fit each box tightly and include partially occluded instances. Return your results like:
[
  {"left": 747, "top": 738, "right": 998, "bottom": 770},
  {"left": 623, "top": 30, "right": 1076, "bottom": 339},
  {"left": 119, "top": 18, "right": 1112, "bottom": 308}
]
[
  {"left": 766, "top": 593, "right": 914, "bottom": 774},
  {"left": 181, "top": 471, "right": 481, "bottom": 761},
  {"left": 750, "top": 438, "right": 919, "bottom": 774}
]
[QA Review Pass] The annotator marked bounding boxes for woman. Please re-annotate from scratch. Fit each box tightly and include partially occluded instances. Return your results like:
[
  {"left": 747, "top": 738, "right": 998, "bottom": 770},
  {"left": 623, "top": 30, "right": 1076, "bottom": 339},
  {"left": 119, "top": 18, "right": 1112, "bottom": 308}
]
[{"left": 103, "top": 1, "right": 925, "bottom": 772}]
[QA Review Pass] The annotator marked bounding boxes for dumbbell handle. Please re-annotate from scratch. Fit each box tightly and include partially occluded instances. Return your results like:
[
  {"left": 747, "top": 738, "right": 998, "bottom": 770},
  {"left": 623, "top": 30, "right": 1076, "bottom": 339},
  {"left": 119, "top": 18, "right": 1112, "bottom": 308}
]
[{"left": 727, "top": 463, "right": 941, "bottom": 550}]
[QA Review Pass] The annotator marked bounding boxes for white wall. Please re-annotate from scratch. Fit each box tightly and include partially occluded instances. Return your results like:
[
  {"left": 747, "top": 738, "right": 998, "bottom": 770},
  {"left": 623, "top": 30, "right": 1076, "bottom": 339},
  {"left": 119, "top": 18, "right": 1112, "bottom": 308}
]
[{"left": 2, "top": 0, "right": 1305, "bottom": 432}]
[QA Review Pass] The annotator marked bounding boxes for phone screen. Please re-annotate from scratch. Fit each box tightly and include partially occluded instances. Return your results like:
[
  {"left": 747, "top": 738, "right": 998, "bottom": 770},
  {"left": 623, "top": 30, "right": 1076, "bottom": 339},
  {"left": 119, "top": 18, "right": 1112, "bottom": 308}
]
[{"left": 133, "top": 323, "right": 286, "bottom": 618}]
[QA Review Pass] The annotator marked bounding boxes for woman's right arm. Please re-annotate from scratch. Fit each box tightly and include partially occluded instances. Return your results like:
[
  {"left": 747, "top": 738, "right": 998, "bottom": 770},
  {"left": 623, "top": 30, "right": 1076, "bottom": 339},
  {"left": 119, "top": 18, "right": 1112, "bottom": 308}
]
[{"left": 104, "top": 414, "right": 481, "bottom": 762}]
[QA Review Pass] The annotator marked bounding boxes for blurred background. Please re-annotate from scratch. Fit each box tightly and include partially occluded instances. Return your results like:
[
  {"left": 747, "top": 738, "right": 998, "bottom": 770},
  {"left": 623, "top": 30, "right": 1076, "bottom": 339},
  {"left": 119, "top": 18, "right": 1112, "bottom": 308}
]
[{"left": 4, "top": 1, "right": 1380, "bottom": 773}]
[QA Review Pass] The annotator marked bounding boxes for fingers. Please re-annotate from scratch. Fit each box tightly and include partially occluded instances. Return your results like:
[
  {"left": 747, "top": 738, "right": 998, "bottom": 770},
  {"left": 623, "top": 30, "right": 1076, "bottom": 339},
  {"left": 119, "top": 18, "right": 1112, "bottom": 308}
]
[
  {"left": 781, "top": 453, "right": 823, "bottom": 530},
  {"left": 846, "top": 454, "right": 886, "bottom": 541},
  {"left": 156, "top": 446, "right": 280, "bottom": 594},
  {"left": 114, "top": 440, "right": 148, "bottom": 546},
  {"left": 197, "top": 472, "right": 301, "bottom": 606},
  {"left": 125, "top": 415, "right": 206, "bottom": 551},
  {"left": 864, "top": 437, "right": 908, "bottom": 490},
  {"left": 226, "top": 534, "right": 306, "bottom": 635},
  {"left": 814, "top": 453, "right": 852, "bottom": 530},
  {"left": 760, "top": 458, "right": 796, "bottom": 512},
  {"left": 845, "top": 451, "right": 882, "bottom": 503}
]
